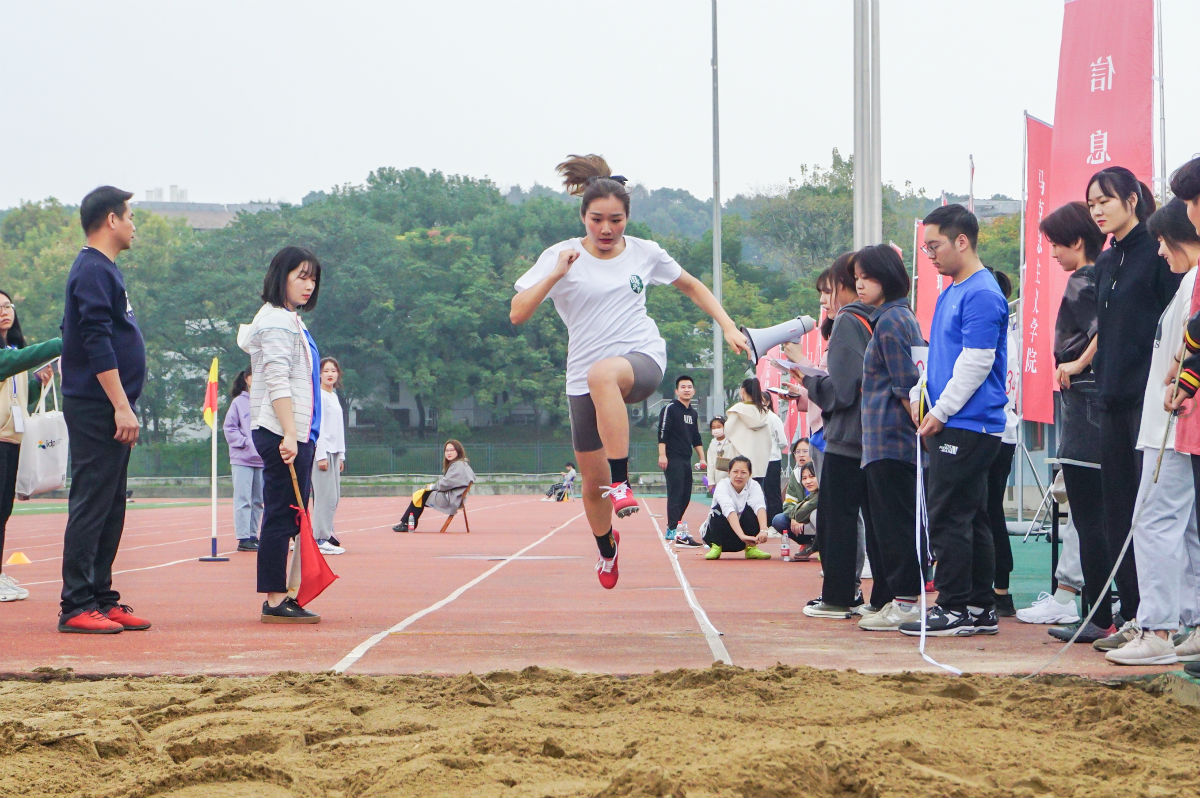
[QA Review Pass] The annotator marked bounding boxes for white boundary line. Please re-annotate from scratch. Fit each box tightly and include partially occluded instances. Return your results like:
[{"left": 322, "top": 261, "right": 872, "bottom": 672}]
[
  {"left": 330, "top": 511, "right": 585, "bottom": 674},
  {"left": 641, "top": 500, "right": 732, "bottom": 665}
]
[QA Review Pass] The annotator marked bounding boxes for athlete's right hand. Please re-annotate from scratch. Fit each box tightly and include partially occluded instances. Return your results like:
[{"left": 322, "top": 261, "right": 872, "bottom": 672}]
[{"left": 552, "top": 249, "right": 580, "bottom": 277}]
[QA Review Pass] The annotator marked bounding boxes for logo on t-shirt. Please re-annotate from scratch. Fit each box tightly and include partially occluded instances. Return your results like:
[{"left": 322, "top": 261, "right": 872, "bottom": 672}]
[{"left": 629, "top": 275, "right": 644, "bottom": 294}]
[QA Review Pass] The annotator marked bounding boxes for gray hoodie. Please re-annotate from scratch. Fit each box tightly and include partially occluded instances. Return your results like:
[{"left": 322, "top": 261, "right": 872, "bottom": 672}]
[{"left": 801, "top": 301, "right": 874, "bottom": 459}]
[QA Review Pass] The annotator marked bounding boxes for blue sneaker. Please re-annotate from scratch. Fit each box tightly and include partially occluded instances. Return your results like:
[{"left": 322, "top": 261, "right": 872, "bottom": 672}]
[{"left": 664, "top": 528, "right": 677, "bottom": 541}]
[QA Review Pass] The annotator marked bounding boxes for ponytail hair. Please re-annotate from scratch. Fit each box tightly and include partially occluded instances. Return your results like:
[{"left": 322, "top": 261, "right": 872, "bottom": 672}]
[
  {"left": 1086, "top": 166, "right": 1156, "bottom": 222},
  {"left": 229, "top": 368, "right": 251, "bottom": 399},
  {"left": 556, "top": 154, "right": 631, "bottom": 217},
  {"left": 741, "top": 377, "right": 771, "bottom": 412}
]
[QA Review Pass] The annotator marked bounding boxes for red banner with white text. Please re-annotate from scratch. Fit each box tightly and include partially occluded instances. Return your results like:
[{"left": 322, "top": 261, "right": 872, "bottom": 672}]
[
  {"left": 912, "top": 220, "right": 941, "bottom": 341},
  {"left": 1021, "top": 115, "right": 1056, "bottom": 423}
]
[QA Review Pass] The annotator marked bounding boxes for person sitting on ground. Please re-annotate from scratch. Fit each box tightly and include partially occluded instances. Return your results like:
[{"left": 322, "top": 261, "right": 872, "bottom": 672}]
[
  {"left": 393, "top": 440, "right": 476, "bottom": 532},
  {"left": 771, "top": 461, "right": 818, "bottom": 560},
  {"left": 703, "top": 456, "right": 771, "bottom": 560},
  {"left": 543, "top": 462, "right": 577, "bottom": 501}
]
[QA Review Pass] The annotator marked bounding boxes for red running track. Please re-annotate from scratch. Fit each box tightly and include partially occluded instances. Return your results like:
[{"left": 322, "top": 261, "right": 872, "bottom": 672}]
[{"left": 0, "top": 494, "right": 1174, "bottom": 679}]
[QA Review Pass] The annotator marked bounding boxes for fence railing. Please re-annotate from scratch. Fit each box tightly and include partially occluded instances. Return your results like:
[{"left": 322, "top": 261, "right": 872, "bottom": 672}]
[{"left": 127, "top": 442, "right": 664, "bottom": 478}]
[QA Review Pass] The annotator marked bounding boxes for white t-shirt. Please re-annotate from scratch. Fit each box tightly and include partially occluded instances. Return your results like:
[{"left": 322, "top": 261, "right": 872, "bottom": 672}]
[
  {"left": 766, "top": 411, "right": 787, "bottom": 462},
  {"left": 1137, "top": 267, "right": 1197, "bottom": 452},
  {"left": 710, "top": 478, "right": 766, "bottom": 516},
  {"left": 1002, "top": 318, "right": 1020, "bottom": 445},
  {"left": 515, "top": 236, "right": 683, "bottom": 395},
  {"left": 315, "top": 389, "right": 346, "bottom": 461}
]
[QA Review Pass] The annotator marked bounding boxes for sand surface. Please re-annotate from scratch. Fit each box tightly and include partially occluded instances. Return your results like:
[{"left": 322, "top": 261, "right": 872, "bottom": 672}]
[{"left": 1, "top": 665, "right": 1198, "bottom": 798}]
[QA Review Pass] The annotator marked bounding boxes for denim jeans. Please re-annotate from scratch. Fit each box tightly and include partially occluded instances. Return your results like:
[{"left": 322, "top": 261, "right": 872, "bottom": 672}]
[{"left": 231, "top": 464, "right": 264, "bottom": 540}]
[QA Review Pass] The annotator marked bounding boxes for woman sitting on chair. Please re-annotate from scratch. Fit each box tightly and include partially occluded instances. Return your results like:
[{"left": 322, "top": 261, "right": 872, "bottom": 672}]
[{"left": 393, "top": 440, "right": 475, "bottom": 532}]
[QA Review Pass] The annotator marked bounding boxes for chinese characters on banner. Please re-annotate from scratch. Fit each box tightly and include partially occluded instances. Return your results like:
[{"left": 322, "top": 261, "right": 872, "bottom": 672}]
[
  {"left": 1021, "top": 115, "right": 1055, "bottom": 423},
  {"left": 1021, "top": 0, "right": 1154, "bottom": 423},
  {"left": 912, "top": 220, "right": 942, "bottom": 341}
]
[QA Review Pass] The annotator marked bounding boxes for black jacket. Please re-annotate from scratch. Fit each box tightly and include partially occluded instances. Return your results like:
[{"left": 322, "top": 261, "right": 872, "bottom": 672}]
[
  {"left": 1093, "top": 224, "right": 1180, "bottom": 410},
  {"left": 801, "top": 301, "right": 874, "bottom": 459}
]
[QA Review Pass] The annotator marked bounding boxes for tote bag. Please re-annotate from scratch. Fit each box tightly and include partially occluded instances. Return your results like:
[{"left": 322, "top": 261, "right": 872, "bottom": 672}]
[{"left": 15, "top": 373, "right": 68, "bottom": 500}]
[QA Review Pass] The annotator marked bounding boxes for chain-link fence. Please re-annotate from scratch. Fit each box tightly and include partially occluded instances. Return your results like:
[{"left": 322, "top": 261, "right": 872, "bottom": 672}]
[{"left": 127, "top": 441, "right": 663, "bottom": 478}]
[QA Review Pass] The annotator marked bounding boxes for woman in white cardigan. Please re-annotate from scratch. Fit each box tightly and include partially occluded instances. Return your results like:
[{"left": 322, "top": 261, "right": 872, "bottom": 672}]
[{"left": 723, "top": 378, "right": 774, "bottom": 499}]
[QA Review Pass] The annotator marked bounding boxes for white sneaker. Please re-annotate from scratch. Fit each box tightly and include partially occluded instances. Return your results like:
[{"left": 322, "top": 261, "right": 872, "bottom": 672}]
[
  {"left": 1105, "top": 629, "right": 1179, "bottom": 665},
  {"left": 1015, "top": 592, "right": 1080, "bottom": 624},
  {"left": 0, "top": 573, "right": 28, "bottom": 601},
  {"left": 1174, "top": 627, "right": 1200, "bottom": 662},
  {"left": 859, "top": 601, "right": 922, "bottom": 631},
  {"left": 317, "top": 540, "right": 345, "bottom": 555}
]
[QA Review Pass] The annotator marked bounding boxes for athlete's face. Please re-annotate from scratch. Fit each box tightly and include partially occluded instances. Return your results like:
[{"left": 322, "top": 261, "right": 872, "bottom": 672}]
[{"left": 582, "top": 195, "right": 627, "bottom": 254}]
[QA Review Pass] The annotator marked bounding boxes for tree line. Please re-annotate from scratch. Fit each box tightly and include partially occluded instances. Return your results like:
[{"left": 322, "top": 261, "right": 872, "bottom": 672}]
[{"left": 0, "top": 152, "right": 1019, "bottom": 443}]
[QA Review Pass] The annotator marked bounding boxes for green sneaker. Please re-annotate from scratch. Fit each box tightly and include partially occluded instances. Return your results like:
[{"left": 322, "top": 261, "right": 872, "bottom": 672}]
[
  {"left": 744, "top": 546, "right": 771, "bottom": 560},
  {"left": 705, "top": 544, "right": 723, "bottom": 560}
]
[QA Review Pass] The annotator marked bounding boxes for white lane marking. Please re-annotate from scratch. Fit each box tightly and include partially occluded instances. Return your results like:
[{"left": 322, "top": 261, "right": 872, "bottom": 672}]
[
  {"left": 641, "top": 501, "right": 732, "bottom": 665},
  {"left": 330, "top": 511, "right": 585, "bottom": 674}
]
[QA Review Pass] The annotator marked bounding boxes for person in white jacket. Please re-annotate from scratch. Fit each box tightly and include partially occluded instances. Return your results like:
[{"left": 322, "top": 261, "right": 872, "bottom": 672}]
[
  {"left": 237, "top": 246, "right": 324, "bottom": 625},
  {"left": 312, "top": 357, "right": 346, "bottom": 555},
  {"left": 723, "top": 378, "right": 774, "bottom": 497}
]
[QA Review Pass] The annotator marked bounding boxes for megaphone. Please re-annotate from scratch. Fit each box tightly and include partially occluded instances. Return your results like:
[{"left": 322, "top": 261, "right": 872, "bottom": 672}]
[{"left": 741, "top": 315, "right": 817, "bottom": 362}]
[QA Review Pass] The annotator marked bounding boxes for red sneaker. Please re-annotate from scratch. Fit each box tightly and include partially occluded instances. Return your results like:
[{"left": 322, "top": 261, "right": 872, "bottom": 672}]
[
  {"left": 601, "top": 482, "right": 639, "bottom": 518},
  {"left": 924, "top": 580, "right": 936, "bottom": 593},
  {"left": 58, "top": 609, "right": 123, "bottom": 634},
  {"left": 596, "top": 531, "right": 620, "bottom": 589},
  {"left": 103, "top": 604, "right": 152, "bottom": 631}
]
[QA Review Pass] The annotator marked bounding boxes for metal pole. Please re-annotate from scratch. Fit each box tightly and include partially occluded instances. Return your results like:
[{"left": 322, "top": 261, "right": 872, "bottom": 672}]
[
  {"left": 711, "top": 0, "right": 724, "bottom": 419},
  {"left": 869, "top": 0, "right": 881, "bottom": 242},
  {"left": 853, "top": 0, "right": 866, "bottom": 248},
  {"left": 1017, "top": 112, "right": 1028, "bottom": 523},
  {"left": 853, "top": 0, "right": 882, "bottom": 248},
  {"left": 1155, "top": 0, "right": 1167, "bottom": 203}
]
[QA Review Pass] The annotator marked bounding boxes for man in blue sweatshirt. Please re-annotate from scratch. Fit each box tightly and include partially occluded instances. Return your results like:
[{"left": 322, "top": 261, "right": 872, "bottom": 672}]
[
  {"left": 57, "top": 186, "right": 150, "bottom": 634},
  {"left": 899, "top": 205, "right": 1009, "bottom": 638}
]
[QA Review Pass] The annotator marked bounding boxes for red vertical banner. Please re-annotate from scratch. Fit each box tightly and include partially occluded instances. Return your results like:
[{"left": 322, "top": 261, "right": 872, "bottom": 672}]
[
  {"left": 1022, "top": 115, "right": 1056, "bottom": 424},
  {"left": 912, "top": 220, "right": 942, "bottom": 341},
  {"left": 1047, "top": 0, "right": 1154, "bottom": 215}
]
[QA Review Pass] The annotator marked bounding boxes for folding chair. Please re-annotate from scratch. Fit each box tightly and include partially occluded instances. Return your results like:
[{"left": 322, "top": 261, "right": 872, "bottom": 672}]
[{"left": 439, "top": 482, "right": 473, "bottom": 534}]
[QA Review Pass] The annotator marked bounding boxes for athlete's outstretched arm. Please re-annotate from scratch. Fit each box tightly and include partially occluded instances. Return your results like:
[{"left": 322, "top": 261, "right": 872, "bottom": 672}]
[
  {"left": 510, "top": 250, "right": 578, "bottom": 325},
  {"left": 672, "top": 270, "right": 750, "bottom": 355}
]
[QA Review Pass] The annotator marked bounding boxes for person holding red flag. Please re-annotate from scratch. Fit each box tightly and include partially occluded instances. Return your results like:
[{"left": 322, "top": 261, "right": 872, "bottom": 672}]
[{"left": 237, "top": 246, "right": 326, "bottom": 624}]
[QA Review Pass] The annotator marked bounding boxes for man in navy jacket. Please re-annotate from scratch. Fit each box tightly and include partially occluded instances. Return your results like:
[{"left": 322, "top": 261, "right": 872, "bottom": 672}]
[{"left": 57, "top": 186, "right": 150, "bottom": 634}]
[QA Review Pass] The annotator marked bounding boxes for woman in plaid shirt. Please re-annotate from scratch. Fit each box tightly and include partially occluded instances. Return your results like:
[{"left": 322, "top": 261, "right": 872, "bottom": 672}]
[{"left": 854, "top": 245, "right": 928, "bottom": 632}]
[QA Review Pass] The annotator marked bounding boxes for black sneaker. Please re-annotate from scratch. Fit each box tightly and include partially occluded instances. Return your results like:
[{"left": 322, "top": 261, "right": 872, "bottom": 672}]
[
  {"left": 994, "top": 593, "right": 1016, "bottom": 617},
  {"left": 260, "top": 597, "right": 320, "bottom": 624},
  {"left": 392, "top": 521, "right": 409, "bottom": 532},
  {"left": 674, "top": 533, "right": 703, "bottom": 548},
  {"left": 237, "top": 539, "right": 259, "bottom": 552},
  {"left": 970, "top": 608, "right": 999, "bottom": 635},
  {"left": 1048, "top": 621, "right": 1114, "bottom": 643},
  {"left": 1185, "top": 662, "right": 1200, "bottom": 678},
  {"left": 899, "top": 605, "right": 975, "bottom": 637}
]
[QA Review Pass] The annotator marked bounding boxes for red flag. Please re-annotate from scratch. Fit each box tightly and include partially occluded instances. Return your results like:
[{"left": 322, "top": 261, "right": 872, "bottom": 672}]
[
  {"left": 912, "top": 221, "right": 943, "bottom": 341},
  {"left": 1022, "top": 115, "right": 1056, "bottom": 423},
  {"left": 288, "top": 465, "right": 337, "bottom": 607}
]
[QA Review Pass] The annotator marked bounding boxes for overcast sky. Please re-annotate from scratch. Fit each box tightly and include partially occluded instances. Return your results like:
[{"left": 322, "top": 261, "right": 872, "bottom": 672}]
[{"left": 2, "top": 1, "right": 1197, "bottom": 210}]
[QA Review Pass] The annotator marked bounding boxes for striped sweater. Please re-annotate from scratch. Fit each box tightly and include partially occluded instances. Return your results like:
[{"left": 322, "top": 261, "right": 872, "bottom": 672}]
[{"left": 237, "top": 303, "right": 316, "bottom": 441}]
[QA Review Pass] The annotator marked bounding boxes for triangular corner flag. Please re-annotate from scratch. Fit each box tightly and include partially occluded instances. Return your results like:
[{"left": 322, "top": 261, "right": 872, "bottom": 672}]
[{"left": 202, "top": 357, "right": 219, "bottom": 428}]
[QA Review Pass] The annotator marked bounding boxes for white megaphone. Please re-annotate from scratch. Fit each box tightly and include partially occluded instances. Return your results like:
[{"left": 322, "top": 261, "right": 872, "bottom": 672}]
[{"left": 740, "top": 315, "right": 817, "bottom": 362}]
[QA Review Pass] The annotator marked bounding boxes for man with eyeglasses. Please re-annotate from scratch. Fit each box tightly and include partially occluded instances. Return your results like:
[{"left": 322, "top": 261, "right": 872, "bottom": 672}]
[{"left": 899, "top": 204, "right": 1009, "bottom": 638}]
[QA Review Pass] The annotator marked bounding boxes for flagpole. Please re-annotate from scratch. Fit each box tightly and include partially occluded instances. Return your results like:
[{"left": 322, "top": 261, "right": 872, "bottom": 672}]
[
  {"left": 1016, "top": 113, "right": 1028, "bottom": 524},
  {"left": 1154, "top": 0, "right": 1166, "bottom": 203},
  {"left": 200, "top": 358, "right": 228, "bottom": 562}
]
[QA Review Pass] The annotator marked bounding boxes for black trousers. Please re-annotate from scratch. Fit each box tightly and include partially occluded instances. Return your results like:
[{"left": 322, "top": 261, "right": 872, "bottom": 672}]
[
  {"left": 703, "top": 505, "right": 761, "bottom": 552},
  {"left": 664, "top": 456, "right": 693, "bottom": 529},
  {"left": 987, "top": 443, "right": 1016, "bottom": 591},
  {"left": 1061, "top": 464, "right": 1113, "bottom": 629},
  {"left": 925, "top": 427, "right": 1000, "bottom": 611},
  {"left": 253, "top": 428, "right": 315, "bottom": 594},
  {"left": 1098, "top": 403, "right": 1142, "bottom": 618},
  {"left": 60, "top": 397, "right": 132, "bottom": 618},
  {"left": 0, "top": 441, "right": 18, "bottom": 568},
  {"left": 764, "top": 460, "right": 783, "bottom": 521},
  {"left": 401, "top": 489, "right": 432, "bottom": 526},
  {"left": 864, "top": 459, "right": 924, "bottom": 599},
  {"left": 815, "top": 451, "right": 871, "bottom": 607}
]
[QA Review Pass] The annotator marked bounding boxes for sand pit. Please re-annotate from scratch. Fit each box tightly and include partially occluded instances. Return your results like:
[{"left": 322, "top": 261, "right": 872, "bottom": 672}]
[{"left": 1, "top": 665, "right": 1198, "bottom": 798}]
